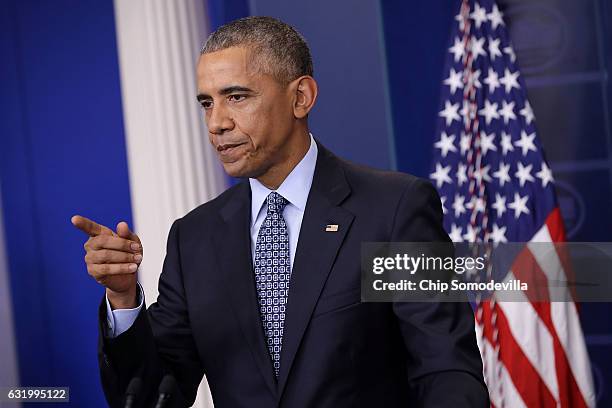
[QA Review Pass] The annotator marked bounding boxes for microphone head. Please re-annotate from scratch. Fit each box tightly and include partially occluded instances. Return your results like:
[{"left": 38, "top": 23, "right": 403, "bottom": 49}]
[
  {"left": 126, "top": 377, "right": 143, "bottom": 396},
  {"left": 159, "top": 374, "right": 177, "bottom": 394}
]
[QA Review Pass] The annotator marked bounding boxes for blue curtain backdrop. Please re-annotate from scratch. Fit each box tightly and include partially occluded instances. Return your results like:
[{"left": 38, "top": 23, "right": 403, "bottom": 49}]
[{"left": 0, "top": 0, "right": 132, "bottom": 405}]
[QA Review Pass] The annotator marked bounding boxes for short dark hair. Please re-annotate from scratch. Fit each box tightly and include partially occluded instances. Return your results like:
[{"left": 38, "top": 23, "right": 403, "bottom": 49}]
[{"left": 200, "top": 16, "right": 313, "bottom": 85}]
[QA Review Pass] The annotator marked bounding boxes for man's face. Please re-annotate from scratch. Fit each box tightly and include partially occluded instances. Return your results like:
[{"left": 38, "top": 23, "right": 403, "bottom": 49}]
[{"left": 196, "top": 46, "right": 296, "bottom": 178}]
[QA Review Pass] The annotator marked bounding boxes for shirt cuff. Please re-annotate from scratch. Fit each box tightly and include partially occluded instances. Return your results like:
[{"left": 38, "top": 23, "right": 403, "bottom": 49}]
[{"left": 105, "top": 283, "right": 144, "bottom": 338}]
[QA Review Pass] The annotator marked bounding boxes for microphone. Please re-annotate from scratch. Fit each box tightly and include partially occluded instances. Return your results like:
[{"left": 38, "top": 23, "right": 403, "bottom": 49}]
[
  {"left": 124, "top": 377, "right": 142, "bottom": 408},
  {"left": 154, "top": 374, "right": 178, "bottom": 408}
]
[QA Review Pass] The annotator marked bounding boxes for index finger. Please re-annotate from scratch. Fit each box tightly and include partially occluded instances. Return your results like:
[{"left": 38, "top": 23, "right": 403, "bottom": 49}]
[{"left": 71, "top": 215, "right": 113, "bottom": 237}]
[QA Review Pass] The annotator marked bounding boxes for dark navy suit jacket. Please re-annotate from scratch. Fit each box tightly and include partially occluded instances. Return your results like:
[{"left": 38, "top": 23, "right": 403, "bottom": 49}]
[{"left": 98, "top": 142, "right": 489, "bottom": 407}]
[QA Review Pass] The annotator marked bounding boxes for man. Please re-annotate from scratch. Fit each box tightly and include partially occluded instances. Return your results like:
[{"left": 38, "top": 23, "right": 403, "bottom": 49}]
[{"left": 73, "top": 16, "right": 488, "bottom": 407}]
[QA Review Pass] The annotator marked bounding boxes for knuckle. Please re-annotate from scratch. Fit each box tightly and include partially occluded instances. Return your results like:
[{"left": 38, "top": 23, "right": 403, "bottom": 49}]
[
  {"left": 89, "top": 237, "right": 99, "bottom": 249},
  {"left": 98, "top": 249, "right": 109, "bottom": 261},
  {"left": 87, "top": 265, "right": 97, "bottom": 278}
]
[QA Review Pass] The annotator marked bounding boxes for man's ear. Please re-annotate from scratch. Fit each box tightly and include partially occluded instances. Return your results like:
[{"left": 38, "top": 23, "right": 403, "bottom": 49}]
[{"left": 292, "top": 76, "right": 318, "bottom": 119}]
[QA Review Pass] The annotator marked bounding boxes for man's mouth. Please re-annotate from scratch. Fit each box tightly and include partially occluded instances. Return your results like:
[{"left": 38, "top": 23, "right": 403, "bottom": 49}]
[
  {"left": 217, "top": 142, "right": 248, "bottom": 163},
  {"left": 217, "top": 142, "right": 246, "bottom": 152}
]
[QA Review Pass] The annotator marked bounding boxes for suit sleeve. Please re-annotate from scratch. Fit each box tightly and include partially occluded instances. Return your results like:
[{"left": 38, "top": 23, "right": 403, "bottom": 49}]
[
  {"left": 98, "top": 219, "right": 203, "bottom": 407},
  {"left": 389, "top": 178, "right": 489, "bottom": 407}
]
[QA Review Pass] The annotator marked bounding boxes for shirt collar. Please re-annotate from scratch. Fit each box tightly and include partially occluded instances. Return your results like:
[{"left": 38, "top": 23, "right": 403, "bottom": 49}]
[{"left": 249, "top": 134, "right": 318, "bottom": 226}]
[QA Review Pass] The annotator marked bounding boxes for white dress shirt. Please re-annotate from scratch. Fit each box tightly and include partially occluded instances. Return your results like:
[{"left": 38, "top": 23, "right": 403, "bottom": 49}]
[{"left": 105, "top": 135, "right": 318, "bottom": 337}]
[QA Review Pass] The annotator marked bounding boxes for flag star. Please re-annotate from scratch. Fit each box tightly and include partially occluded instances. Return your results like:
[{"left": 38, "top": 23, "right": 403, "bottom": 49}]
[
  {"left": 435, "top": 132, "right": 458, "bottom": 157},
  {"left": 488, "top": 37, "right": 502, "bottom": 61},
  {"left": 503, "top": 46, "right": 516, "bottom": 63},
  {"left": 466, "top": 196, "right": 486, "bottom": 213},
  {"left": 483, "top": 67, "right": 500, "bottom": 93},
  {"left": 536, "top": 162, "right": 554, "bottom": 187},
  {"left": 449, "top": 37, "right": 465, "bottom": 63},
  {"left": 470, "top": 3, "right": 488, "bottom": 29},
  {"left": 463, "top": 224, "right": 480, "bottom": 242},
  {"left": 449, "top": 223, "right": 464, "bottom": 243},
  {"left": 473, "top": 164, "right": 492, "bottom": 183},
  {"left": 508, "top": 192, "right": 530, "bottom": 219},
  {"left": 478, "top": 131, "right": 497, "bottom": 156},
  {"left": 491, "top": 193, "right": 507, "bottom": 218},
  {"left": 515, "top": 162, "right": 535, "bottom": 187},
  {"left": 452, "top": 194, "right": 467, "bottom": 217},
  {"left": 440, "top": 196, "right": 448, "bottom": 215},
  {"left": 456, "top": 163, "right": 468, "bottom": 186},
  {"left": 439, "top": 101, "right": 461, "bottom": 126},
  {"left": 430, "top": 163, "right": 452, "bottom": 188},
  {"left": 498, "top": 100, "right": 517, "bottom": 124},
  {"left": 470, "top": 37, "right": 487, "bottom": 60},
  {"left": 444, "top": 68, "right": 464, "bottom": 94},
  {"left": 514, "top": 130, "right": 537, "bottom": 156},
  {"left": 500, "top": 131, "right": 514, "bottom": 155},
  {"left": 487, "top": 4, "right": 505, "bottom": 29},
  {"left": 479, "top": 100, "right": 499, "bottom": 125},
  {"left": 466, "top": 69, "right": 482, "bottom": 89},
  {"left": 520, "top": 101, "right": 535, "bottom": 125},
  {"left": 500, "top": 68, "right": 520, "bottom": 94},
  {"left": 493, "top": 162, "right": 511, "bottom": 186},
  {"left": 489, "top": 224, "right": 508, "bottom": 243},
  {"left": 460, "top": 132, "right": 472, "bottom": 155}
]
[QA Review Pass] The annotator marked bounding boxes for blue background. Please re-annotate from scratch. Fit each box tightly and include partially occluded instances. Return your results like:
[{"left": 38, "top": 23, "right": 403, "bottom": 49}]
[{"left": 1, "top": 0, "right": 610, "bottom": 405}]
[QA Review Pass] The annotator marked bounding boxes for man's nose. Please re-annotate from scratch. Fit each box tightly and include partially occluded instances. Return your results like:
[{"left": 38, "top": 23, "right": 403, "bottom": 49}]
[{"left": 206, "top": 104, "right": 235, "bottom": 135}]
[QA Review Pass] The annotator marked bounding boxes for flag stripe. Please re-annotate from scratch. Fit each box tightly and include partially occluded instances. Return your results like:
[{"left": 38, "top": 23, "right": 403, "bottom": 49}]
[
  {"left": 530, "top": 219, "right": 595, "bottom": 406},
  {"left": 479, "top": 301, "right": 558, "bottom": 407},
  {"left": 476, "top": 323, "right": 527, "bottom": 408},
  {"left": 496, "top": 284, "right": 559, "bottom": 401},
  {"left": 513, "top": 244, "right": 589, "bottom": 408}
]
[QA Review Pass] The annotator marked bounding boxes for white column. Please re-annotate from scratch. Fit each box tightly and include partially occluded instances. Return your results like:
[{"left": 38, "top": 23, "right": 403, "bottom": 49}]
[{"left": 113, "top": 1, "right": 224, "bottom": 406}]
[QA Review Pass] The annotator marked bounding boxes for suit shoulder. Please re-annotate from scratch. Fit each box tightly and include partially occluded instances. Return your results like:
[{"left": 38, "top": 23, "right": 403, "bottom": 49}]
[{"left": 337, "top": 157, "right": 434, "bottom": 196}]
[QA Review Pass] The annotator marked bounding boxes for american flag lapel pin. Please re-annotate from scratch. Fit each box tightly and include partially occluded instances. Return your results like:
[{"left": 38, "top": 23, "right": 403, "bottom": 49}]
[{"left": 325, "top": 224, "right": 339, "bottom": 232}]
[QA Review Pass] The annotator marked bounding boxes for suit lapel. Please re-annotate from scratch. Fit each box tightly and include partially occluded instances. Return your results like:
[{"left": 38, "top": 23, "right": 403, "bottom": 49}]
[
  {"left": 277, "top": 144, "right": 355, "bottom": 397},
  {"left": 213, "top": 182, "right": 277, "bottom": 396}
]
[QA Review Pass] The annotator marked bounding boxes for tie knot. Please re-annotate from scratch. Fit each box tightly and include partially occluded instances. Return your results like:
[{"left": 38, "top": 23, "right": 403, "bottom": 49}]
[{"left": 266, "top": 192, "right": 288, "bottom": 214}]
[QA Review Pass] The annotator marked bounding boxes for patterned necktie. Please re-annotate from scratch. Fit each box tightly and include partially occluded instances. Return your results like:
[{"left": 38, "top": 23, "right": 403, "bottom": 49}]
[{"left": 254, "top": 192, "right": 291, "bottom": 377}]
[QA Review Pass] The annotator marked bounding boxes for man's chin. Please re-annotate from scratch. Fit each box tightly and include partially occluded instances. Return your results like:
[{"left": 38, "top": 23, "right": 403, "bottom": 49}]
[{"left": 222, "top": 162, "right": 261, "bottom": 179}]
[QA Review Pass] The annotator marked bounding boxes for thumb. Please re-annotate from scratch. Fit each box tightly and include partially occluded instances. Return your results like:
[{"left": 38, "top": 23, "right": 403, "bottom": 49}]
[{"left": 116, "top": 221, "right": 141, "bottom": 244}]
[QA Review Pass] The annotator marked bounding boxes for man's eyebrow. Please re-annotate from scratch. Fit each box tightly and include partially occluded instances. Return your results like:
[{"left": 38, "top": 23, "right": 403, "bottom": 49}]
[
  {"left": 219, "top": 85, "right": 254, "bottom": 95},
  {"left": 196, "top": 86, "right": 255, "bottom": 102}
]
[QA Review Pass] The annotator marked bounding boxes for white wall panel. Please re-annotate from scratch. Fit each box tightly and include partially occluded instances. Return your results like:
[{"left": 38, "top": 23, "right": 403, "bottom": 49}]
[{"left": 113, "top": 1, "right": 224, "bottom": 406}]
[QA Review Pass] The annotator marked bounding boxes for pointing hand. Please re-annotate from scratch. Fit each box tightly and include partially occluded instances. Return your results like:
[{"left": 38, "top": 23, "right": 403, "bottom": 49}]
[{"left": 72, "top": 215, "right": 143, "bottom": 309}]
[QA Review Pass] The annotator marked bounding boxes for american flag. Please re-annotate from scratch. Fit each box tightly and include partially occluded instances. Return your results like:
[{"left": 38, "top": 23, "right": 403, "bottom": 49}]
[{"left": 430, "top": 0, "right": 596, "bottom": 406}]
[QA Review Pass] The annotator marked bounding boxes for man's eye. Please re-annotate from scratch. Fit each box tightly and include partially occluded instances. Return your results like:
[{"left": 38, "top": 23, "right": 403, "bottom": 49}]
[
  {"left": 228, "top": 94, "right": 246, "bottom": 102},
  {"left": 200, "top": 101, "right": 213, "bottom": 109}
]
